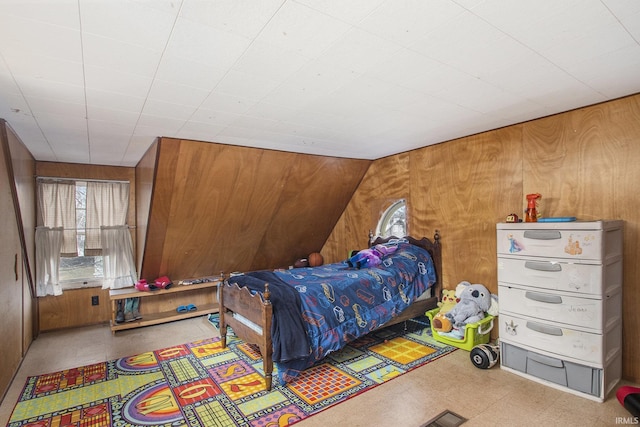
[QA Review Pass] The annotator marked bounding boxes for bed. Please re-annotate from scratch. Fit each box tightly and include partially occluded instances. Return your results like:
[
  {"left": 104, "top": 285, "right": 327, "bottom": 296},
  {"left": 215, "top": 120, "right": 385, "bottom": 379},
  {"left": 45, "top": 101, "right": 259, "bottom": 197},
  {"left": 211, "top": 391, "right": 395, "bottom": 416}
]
[{"left": 218, "top": 232, "right": 442, "bottom": 390}]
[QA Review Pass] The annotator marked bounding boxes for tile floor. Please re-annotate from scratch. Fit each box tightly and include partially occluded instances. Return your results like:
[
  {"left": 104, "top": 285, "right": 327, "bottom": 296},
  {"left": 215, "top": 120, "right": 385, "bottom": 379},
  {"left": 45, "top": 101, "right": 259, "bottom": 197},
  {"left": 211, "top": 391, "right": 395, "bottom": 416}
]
[{"left": 0, "top": 317, "right": 636, "bottom": 426}]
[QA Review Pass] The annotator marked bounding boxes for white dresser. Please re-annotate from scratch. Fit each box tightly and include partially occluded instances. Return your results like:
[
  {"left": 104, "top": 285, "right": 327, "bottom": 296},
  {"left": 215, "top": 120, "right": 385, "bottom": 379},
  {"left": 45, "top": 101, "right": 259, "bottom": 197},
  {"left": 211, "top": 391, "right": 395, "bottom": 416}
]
[{"left": 496, "top": 220, "right": 623, "bottom": 402}]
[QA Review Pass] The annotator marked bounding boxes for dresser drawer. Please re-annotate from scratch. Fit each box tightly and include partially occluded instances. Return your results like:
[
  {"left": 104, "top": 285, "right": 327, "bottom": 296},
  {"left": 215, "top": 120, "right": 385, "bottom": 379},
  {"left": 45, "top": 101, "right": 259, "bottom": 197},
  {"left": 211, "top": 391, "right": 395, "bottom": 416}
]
[
  {"left": 497, "top": 256, "right": 619, "bottom": 296},
  {"left": 498, "top": 284, "right": 622, "bottom": 331},
  {"left": 496, "top": 221, "right": 622, "bottom": 261},
  {"left": 499, "top": 313, "right": 621, "bottom": 365},
  {"left": 500, "top": 341, "right": 603, "bottom": 398},
  {"left": 497, "top": 228, "right": 603, "bottom": 260}
]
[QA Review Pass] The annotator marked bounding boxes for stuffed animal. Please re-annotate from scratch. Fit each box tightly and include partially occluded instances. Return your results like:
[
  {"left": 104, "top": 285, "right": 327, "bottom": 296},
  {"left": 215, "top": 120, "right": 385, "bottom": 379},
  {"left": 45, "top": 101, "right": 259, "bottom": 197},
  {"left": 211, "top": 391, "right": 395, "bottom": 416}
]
[
  {"left": 456, "top": 281, "right": 499, "bottom": 316},
  {"left": 445, "top": 283, "right": 492, "bottom": 328},
  {"left": 455, "top": 280, "right": 471, "bottom": 298},
  {"left": 346, "top": 244, "right": 398, "bottom": 269},
  {"left": 432, "top": 289, "right": 459, "bottom": 332},
  {"left": 438, "top": 289, "right": 459, "bottom": 313}
]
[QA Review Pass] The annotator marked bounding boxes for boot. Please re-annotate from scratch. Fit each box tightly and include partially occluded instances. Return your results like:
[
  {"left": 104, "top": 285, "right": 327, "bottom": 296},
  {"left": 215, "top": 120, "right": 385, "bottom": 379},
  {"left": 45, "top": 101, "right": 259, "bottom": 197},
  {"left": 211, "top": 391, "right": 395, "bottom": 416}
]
[
  {"left": 116, "top": 300, "right": 125, "bottom": 323},
  {"left": 124, "top": 298, "right": 135, "bottom": 322},
  {"left": 132, "top": 297, "right": 142, "bottom": 320}
]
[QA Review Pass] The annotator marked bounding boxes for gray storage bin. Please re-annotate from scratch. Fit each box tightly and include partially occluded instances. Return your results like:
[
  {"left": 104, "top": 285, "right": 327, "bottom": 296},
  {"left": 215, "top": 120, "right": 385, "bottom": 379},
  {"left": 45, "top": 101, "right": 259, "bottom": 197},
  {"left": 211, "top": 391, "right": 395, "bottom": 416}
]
[{"left": 501, "top": 342, "right": 602, "bottom": 397}]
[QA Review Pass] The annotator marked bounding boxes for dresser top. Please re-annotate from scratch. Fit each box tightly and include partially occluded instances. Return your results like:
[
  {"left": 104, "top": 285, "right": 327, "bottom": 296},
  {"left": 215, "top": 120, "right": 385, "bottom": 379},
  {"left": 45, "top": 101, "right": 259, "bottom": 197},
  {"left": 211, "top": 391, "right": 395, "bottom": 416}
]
[{"left": 497, "top": 219, "right": 623, "bottom": 231}]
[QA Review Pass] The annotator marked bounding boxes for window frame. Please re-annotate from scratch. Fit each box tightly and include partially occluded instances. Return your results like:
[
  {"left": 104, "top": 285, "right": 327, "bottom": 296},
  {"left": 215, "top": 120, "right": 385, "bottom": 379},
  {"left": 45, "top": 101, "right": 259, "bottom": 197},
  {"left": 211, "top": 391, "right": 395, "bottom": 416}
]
[
  {"left": 37, "top": 178, "right": 130, "bottom": 289},
  {"left": 375, "top": 199, "right": 407, "bottom": 239}
]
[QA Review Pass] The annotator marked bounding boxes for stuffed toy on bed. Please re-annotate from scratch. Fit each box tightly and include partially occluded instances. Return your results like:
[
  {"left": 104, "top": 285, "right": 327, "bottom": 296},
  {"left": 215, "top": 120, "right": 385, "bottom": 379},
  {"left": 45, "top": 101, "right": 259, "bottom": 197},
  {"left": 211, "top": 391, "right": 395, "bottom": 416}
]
[{"left": 346, "top": 244, "right": 398, "bottom": 269}]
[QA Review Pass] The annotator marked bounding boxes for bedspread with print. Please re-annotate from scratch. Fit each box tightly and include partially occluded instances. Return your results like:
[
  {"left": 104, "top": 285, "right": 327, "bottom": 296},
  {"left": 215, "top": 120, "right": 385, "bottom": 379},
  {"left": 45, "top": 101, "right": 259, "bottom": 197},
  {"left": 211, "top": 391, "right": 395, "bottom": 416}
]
[
  {"left": 226, "top": 270, "right": 312, "bottom": 364},
  {"left": 272, "top": 241, "right": 436, "bottom": 384}
]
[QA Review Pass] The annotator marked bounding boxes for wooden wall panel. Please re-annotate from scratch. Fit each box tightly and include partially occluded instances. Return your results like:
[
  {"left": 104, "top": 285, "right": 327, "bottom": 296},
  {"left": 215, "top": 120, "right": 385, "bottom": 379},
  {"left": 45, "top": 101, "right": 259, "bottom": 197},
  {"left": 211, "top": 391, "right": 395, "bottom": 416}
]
[
  {"left": 323, "top": 153, "right": 410, "bottom": 262},
  {"left": 409, "top": 127, "right": 523, "bottom": 290},
  {"left": 38, "top": 288, "right": 111, "bottom": 331},
  {"left": 140, "top": 139, "right": 180, "bottom": 278},
  {"left": 323, "top": 93, "right": 640, "bottom": 382},
  {"left": 3, "top": 123, "right": 37, "bottom": 352},
  {"left": 139, "top": 138, "right": 371, "bottom": 280},
  {"left": 135, "top": 140, "right": 159, "bottom": 275},
  {"left": 0, "top": 122, "right": 27, "bottom": 400},
  {"left": 160, "top": 141, "right": 296, "bottom": 276},
  {"left": 256, "top": 155, "right": 370, "bottom": 267},
  {"left": 5, "top": 125, "right": 36, "bottom": 304},
  {"left": 522, "top": 95, "right": 640, "bottom": 383}
]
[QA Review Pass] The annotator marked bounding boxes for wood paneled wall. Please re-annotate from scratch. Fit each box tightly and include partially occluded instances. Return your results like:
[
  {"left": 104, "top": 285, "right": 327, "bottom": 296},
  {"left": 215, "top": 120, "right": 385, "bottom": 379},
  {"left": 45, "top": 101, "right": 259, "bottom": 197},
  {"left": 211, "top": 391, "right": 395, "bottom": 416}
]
[
  {"left": 323, "top": 93, "right": 640, "bottom": 382},
  {"left": 137, "top": 138, "right": 371, "bottom": 281},
  {"left": 38, "top": 288, "right": 111, "bottom": 331},
  {"left": 4, "top": 122, "right": 37, "bottom": 345},
  {"left": 135, "top": 139, "right": 158, "bottom": 276},
  {"left": 0, "top": 121, "right": 36, "bottom": 401}
]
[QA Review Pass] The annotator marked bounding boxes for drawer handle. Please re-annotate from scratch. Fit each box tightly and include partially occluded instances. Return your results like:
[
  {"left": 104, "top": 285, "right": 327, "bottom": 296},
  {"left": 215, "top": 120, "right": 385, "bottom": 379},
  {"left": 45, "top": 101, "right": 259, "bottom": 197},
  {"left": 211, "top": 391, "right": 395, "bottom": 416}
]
[
  {"left": 523, "top": 230, "right": 562, "bottom": 240},
  {"left": 525, "top": 291, "right": 563, "bottom": 304},
  {"left": 524, "top": 260, "right": 562, "bottom": 272},
  {"left": 526, "top": 321, "right": 563, "bottom": 336},
  {"left": 527, "top": 351, "right": 564, "bottom": 368}
]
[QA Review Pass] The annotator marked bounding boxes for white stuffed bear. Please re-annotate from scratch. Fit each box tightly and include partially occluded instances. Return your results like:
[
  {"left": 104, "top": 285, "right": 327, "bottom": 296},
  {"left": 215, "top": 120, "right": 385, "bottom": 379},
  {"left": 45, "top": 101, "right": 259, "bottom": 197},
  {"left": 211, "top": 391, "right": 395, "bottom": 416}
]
[{"left": 445, "top": 283, "right": 492, "bottom": 328}]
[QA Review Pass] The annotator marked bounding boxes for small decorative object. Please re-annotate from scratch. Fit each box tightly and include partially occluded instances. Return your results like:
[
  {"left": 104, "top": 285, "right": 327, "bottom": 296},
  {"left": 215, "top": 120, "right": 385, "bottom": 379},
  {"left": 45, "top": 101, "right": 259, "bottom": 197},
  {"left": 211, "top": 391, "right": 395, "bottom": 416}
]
[
  {"left": 308, "top": 252, "right": 324, "bottom": 267},
  {"left": 294, "top": 258, "right": 309, "bottom": 268},
  {"left": 505, "top": 213, "right": 520, "bottom": 223}
]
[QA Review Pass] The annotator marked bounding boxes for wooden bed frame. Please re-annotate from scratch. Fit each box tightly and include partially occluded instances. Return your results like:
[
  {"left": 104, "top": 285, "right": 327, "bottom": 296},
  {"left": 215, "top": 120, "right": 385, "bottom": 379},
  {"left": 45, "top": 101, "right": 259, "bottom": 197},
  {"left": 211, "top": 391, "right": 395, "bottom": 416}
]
[{"left": 218, "top": 232, "right": 442, "bottom": 390}]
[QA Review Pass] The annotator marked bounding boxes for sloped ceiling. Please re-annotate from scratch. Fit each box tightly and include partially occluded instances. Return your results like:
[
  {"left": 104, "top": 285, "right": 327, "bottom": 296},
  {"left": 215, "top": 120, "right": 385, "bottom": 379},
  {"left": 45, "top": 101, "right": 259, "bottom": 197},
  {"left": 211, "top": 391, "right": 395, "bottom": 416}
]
[{"left": 0, "top": 0, "right": 639, "bottom": 166}]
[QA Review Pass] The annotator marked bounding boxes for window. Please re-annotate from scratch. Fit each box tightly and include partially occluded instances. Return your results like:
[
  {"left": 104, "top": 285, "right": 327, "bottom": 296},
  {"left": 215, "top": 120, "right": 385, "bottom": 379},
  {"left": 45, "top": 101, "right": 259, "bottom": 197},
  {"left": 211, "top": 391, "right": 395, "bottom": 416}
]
[
  {"left": 59, "top": 182, "right": 103, "bottom": 286},
  {"left": 37, "top": 178, "right": 130, "bottom": 291},
  {"left": 376, "top": 199, "right": 407, "bottom": 238}
]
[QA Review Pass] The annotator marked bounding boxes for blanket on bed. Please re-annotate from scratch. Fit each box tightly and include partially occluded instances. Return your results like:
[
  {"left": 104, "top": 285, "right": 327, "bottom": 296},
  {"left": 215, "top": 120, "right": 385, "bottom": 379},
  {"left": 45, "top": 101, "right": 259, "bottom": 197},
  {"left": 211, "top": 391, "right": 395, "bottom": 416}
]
[
  {"left": 228, "top": 241, "right": 437, "bottom": 385},
  {"left": 226, "top": 270, "right": 311, "bottom": 363}
]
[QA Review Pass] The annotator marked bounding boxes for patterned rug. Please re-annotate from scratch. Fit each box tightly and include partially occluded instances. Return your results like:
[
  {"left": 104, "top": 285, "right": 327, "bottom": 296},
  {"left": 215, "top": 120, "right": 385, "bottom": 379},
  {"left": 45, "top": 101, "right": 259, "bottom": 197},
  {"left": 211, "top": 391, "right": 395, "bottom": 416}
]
[{"left": 7, "top": 317, "right": 455, "bottom": 427}]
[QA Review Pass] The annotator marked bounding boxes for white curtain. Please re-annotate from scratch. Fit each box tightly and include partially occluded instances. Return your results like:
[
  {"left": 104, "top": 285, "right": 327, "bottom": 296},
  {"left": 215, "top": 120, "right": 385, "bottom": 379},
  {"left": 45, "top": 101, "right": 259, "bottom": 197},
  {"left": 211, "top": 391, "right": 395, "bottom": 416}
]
[
  {"left": 37, "top": 180, "right": 77, "bottom": 255},
  {"left": 35, "top": 227, "right": 64, "bottom": 296},
  {"left": 85, "top": 181, "right": 130, "bottom": 256},
  {"left": 101, "top": 225, "right": 137, "bottom": 290}
]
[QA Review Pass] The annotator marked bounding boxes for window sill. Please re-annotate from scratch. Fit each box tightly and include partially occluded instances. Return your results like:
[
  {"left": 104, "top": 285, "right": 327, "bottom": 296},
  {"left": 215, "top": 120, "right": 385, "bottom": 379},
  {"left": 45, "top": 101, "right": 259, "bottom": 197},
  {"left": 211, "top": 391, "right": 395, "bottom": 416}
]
[{"left": 60, "top": 280, "right": 104, "bottom": 291}]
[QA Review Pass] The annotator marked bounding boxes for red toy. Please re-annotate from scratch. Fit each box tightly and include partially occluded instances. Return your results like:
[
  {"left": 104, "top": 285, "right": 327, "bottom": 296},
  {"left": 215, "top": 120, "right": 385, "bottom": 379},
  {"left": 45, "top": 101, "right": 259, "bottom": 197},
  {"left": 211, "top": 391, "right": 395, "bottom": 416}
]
[{"left": 617, "top": 386, "right": 640, "bottom": 418}]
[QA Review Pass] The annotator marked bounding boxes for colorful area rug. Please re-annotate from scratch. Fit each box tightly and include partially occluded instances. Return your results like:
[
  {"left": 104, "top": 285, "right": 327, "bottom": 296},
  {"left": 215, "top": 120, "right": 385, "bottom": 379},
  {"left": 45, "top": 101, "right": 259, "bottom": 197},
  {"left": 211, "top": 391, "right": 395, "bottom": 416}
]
[{"left": 7, "top": 317, "right": 455, "bottom": 427}]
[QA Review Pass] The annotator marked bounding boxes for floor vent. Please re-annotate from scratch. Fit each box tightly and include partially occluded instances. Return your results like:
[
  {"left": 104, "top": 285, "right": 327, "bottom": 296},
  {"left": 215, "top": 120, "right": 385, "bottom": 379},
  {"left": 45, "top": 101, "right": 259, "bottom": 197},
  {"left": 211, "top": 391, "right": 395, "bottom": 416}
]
[{"left": 420, "top": 410, "right": 467, "bottom": 427}]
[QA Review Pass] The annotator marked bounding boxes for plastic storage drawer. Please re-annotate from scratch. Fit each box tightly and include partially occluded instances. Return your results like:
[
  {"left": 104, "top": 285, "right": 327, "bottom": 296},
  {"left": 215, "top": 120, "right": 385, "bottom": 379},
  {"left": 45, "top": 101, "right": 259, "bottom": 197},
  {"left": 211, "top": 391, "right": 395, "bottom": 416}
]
[
  {"left": 497, "top": 255, "right": 622, "bottom": 296},
  {"left": 496, "top": 221, "right": 622, "bottom": 261},
  {"left": 497, "top": 284, "right": 622, "bottom": 332},
  {"left": 501, "top": 342, "right": 602, "bottom": 397},
  {"left": 499, "top": 312, "right": 621, "bottom": 365}
]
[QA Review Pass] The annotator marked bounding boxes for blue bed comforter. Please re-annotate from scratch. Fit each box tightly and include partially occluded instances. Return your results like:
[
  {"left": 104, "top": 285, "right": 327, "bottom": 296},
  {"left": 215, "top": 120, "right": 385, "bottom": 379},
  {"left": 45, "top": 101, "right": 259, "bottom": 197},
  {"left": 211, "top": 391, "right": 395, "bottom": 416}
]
[{"left": 230, "top": 241, "right": 437, "bottom": 384}]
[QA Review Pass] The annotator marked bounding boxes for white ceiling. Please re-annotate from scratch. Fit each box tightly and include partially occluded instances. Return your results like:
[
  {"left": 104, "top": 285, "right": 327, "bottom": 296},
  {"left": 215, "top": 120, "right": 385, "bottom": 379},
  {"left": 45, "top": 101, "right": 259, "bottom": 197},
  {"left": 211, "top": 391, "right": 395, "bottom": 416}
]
[{"left": 0, "top": 0, "right": 639, "bottom": 167}]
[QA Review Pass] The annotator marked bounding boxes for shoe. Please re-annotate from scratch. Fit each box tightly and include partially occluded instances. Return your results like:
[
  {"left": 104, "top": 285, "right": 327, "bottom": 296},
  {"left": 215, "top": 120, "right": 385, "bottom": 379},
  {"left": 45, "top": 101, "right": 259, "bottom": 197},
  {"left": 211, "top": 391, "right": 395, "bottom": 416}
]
[
  {"left": 186, "top": 303, "right": 197, "bottom": 312},
  {"left": 132, "top": 297, "right": 142, "bottom": 320},
  {"left": 135, "top": 279, "right": 151, "bottom": 292},
  {"left": 124, "top": 298, "right": 135, "bottom": 322},
  {"left": 116, "top": 300, "right": 125, "bottom": 323},
  {"left": 153, "top": 276, "right": 172, "bottom": 290},
  {"left": 177, "top": 305, "right": 188, "bottom": 313}
]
